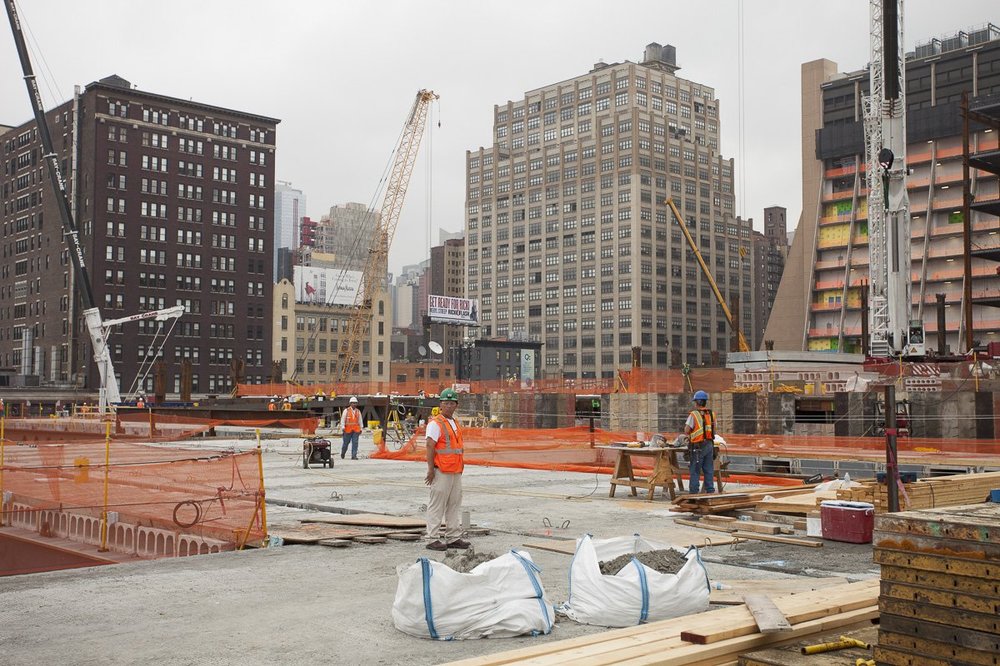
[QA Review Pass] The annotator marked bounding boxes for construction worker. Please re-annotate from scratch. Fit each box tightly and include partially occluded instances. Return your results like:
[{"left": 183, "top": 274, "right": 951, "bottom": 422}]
[
  {"left": 684, "top": 390, "right": 716, "bottom": 494},
  {"left": 424, "top": 388, "right": 469, "bottom": 551},
  {"left": 341, "top": 397, "right": 363, "bottom": 460},
  {"left": 267, "top": 399, "right": 277, "bottom": 412},
  {"left": 135, "top": 395, "right": 146, "bottom": 409},
  {"left": 281, "top": 398, "right": 292, "bottom": 411}
]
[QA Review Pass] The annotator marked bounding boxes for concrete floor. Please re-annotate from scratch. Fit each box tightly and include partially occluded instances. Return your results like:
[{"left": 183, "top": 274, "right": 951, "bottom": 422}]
[{"left": 0, "top": 431, "right": 880, "bottom": 665}]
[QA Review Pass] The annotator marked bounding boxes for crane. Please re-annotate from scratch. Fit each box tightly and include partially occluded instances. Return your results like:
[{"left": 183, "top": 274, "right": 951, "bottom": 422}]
[
  {"left": 338, "top": 89, "right": 438, "bottom": 383},
  {"left": 665, "top": 197, "right": 751, "bottom": 353},
  {"left": 864, "top": 0, "right": 925, "bottom": 358},
  {"left": 5, "top": 0, "right": 182, "bottom": 412}
]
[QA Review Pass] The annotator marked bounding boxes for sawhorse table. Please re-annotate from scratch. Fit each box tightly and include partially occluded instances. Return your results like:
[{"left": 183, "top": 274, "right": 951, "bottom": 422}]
[{"left": 601, "top": 445, "right": 726, "bottom": 501}]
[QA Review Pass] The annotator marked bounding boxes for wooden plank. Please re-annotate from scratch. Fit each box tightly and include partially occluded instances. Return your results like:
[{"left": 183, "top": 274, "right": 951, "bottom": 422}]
[
  {"left": 741, "top": 594, "right": 792, "bottom": 633},
  {"left": 352, "top": 535, "right": 388, "bottom": 544},
  {"left": 440, "top": 582, "right": 877, "bottom": 666},
  {"left": 317, "top": 538, "right": 352, "bottom": 548},
  {"left": 610, "top": 609, "right": 877, "bottom": 666},
  {"left": 878, "top": 597, "right": 1000, "bottom": 635},
  {"left": 675, "top": 518, "right": 736, "bottom": 533},
  {"left": 709, "top": 577, "right": 848, "bottom": 605},
  {"left": 700, "top": 514, "right": 738, "bottom": 523},
  {"left": 300, "top": 513, "right": 425, "bottom": 528},
  {"left": 384, "top": 532, "right": 422, "bottom": 541},
  {"left": 733, "top": 521, "right": 782, "bottom": 535},
  {"left": 679, "top": 581, "right": 877, "bottom": 645},
  {"left": 730, "top": 532, "right": 823, "bottom": 547}
]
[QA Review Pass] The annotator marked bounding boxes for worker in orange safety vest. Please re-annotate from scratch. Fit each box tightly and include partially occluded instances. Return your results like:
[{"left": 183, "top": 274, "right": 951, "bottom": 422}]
[
  {"left": 341, "top": 396, "right": 362, "bottom": 460},
  {"left": 684, "top": 390, "right": 716, "bottom": 494},
  {"left": 424, "top": 388, "right": 470, "bottom": 551}
]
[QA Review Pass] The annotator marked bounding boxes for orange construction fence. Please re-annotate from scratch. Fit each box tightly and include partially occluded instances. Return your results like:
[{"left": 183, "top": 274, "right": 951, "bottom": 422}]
[
  {"left": 373, "top": 425, "right": 1000, "bottom": 479},
  {"left": 0, "top": 436, "right": 266, "bottom": 575}
]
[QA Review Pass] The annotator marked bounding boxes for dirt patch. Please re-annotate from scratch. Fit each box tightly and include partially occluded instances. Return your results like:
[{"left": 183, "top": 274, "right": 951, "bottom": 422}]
[
  {"left": 599, "top": 549, "right": 689, "bottom": 575},
  {"left": 443, "top": 549, "right": 500, "bottom": 573}
]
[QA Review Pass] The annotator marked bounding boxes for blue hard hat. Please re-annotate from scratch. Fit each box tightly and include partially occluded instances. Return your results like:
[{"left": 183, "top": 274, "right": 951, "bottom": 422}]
[{"left": 693, "top": 390, "right": 709, "bottom": 402}]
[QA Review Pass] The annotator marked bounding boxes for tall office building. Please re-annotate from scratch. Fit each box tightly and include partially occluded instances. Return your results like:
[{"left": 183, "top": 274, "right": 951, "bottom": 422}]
[
  {"left": 314, "top": 202, "right": 378, "bottom": 272},
  {"left": 465, "top": 44, "right": 751, "bottom": 378},
  {"left": 0, "top": 74, "right": 277, "bottom": 394},
  {"left": 273, "top": 181, "right": 305, "bottom": 276},
  {"left": 766, "top": 25, "right": 1000, "bottom": 353},
  {"left": 750, "top": 205, "right": 789, "bottom": 349}
]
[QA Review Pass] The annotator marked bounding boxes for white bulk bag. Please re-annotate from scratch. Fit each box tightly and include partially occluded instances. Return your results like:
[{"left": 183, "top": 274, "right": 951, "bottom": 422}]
[
  {"left": 558, "top": 534, "right": 710, "bottom": 627},
  {"left": 392, "top": 549, "right": 554, "bottom": 640}
]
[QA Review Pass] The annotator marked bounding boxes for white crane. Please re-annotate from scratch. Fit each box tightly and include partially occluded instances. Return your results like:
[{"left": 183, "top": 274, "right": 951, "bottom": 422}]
[{"left": 864, "top": 0, "right": 925, "bottom": 358}]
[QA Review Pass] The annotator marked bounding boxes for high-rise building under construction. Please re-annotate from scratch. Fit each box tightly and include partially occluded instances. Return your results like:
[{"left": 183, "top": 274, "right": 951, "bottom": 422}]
[
  {"left": 465, "top": 44, "right": 753, "bottom": 379},
  {"left": 766, "top": 25, "right": 1000, "bottom": 354}
]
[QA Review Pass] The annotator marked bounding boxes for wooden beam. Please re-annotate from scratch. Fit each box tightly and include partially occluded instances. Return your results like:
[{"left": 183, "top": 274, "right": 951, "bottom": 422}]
[{"left": 730, "top": 532, "right": 823, "bottom": 547}]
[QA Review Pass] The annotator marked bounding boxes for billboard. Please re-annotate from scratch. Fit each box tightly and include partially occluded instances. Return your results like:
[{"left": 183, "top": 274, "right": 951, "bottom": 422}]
[
  {"left": 520, "top": 349, "right": 535, "bottom": 388},
  {"left": 293, "top": 266, "right": 363, "bottom": 306},
  {"left": 428, "top": 295, "right": 479, "bottom": 325}
]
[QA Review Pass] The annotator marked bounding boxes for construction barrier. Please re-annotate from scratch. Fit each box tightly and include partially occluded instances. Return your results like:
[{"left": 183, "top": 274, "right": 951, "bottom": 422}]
[
  {"left": 0, "top": 437, "right": 265, "bottom": 575},
  {"left": 372, "top": 425, "right": 1000, "bottom": 478}
]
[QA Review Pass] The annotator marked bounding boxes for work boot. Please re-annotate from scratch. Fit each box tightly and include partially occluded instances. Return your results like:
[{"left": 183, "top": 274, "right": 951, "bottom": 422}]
[
  {"left": 446, "top": 539, "right": 471, "bottom": 549},
  {"left": 425, "top": 540, "right": 447, "bottom": 551}
]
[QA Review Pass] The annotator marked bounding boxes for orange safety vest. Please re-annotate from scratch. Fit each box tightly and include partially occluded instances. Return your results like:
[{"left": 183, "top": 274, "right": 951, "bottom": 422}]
[
  {"left": 688, "top": 408, "right": 715, "bottom": 444},
  {"left": 267, "top": 402, "right": 276, "bottom": 411},
  {"left": 430, "top": 414, "right": 464, "bottom": 474},
  {"left": 342, "top": 406, "right": 362, "bottom": 433}
]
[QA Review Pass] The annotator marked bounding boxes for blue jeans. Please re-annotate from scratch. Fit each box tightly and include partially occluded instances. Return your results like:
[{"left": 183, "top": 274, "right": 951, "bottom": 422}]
[
  {"left": 689, "top": 440, "right": 715, "bottom": 493},
  {"left": 342, "top": 431, "right": 360, "bottom": 459}
]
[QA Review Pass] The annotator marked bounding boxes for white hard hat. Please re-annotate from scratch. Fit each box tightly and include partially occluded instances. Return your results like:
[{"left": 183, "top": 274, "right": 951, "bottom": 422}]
[{"left": 349, "top": 396, "right": 358, "bottom": 403}]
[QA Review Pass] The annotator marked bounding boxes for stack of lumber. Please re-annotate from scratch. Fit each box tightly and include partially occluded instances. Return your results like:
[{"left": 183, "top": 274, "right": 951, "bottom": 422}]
[
  {"left": 873, "top": 503, "right": 1000, "bottom": 666},
  {"left": 837, "top": 471, "right": 1000, "bottom": 511},
  {"left": 672, "top": 487, "right": 815, "bottom": 515},
  {"left": 753, "top": 491, "right": 837, "bottom": 515},
  {"left": 442, "top": 580, "right": 879, "bottom": 666}
]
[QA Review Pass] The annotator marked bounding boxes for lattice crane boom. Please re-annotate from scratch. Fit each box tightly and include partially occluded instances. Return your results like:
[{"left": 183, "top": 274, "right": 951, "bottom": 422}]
[{"left": 338, "top": 90, "right": 438, "bottom": 382}]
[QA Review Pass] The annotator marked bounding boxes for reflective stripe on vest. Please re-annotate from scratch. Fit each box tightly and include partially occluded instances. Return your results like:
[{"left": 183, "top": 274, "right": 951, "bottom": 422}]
[
  {"left": 689, "top": 409, "right": 715, "bottom": 444},
  {"left": 432, "top": 415, "right": 464, "bottom": 474},
  {"left": 343, "top": 407, "right": 362, "bottom": 433}
]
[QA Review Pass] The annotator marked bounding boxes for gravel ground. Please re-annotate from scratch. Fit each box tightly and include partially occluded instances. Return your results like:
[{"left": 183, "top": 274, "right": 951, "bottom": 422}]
[{"left": 0, "top": 432, "right": 881, "bottom": 665}]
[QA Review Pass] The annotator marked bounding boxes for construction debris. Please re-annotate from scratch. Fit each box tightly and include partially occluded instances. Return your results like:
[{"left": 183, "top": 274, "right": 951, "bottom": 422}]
[{"left": 598, "top": 548, "right": 689, "bottom": 576}]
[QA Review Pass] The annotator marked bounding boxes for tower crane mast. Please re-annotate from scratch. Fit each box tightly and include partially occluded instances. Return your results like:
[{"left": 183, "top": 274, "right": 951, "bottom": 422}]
[
  {"left": 864, "top": 0, "right": 925, "bottom": 358},
  {"left": 338, "top": 90, "right": 438, "bottom": 383}
]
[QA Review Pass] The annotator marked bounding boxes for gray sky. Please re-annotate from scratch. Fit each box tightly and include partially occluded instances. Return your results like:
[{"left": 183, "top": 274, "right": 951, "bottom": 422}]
[{"left": 2, "top": 1, "right": 995, "bottom": 275}]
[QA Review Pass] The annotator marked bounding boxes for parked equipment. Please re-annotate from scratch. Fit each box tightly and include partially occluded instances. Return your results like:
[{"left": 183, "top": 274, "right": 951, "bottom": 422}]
[{"left": 302, "top": 436, "right": 333, "bottom": 469}]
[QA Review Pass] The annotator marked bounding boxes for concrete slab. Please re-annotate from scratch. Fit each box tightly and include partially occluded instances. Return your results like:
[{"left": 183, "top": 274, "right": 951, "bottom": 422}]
[{"left": 0, "top": 431, "right": 881, "bottom": 665}]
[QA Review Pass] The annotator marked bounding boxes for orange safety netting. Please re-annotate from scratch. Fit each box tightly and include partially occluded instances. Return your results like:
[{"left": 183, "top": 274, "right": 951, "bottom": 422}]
[
  {"left": 0, "top": 437, "right": 266, "bottom": 575},
  {"left": 373, "top": 425, "right": 1000, "bottom": 478}
]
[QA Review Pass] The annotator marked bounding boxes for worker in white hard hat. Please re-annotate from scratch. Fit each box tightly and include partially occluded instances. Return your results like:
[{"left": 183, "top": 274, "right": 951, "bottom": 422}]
[{"left": 341, "top": 397, "right": 362, "bottom": 459}]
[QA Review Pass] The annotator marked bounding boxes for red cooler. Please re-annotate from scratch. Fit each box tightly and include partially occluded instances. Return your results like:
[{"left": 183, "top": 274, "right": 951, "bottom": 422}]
[{"left": 820, "top": 500, "right": 875, "bottom": 544}]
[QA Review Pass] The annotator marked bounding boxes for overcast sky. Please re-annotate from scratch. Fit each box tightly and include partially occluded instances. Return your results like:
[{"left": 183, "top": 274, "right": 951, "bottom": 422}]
[{"left": 1, "top": 0, "right": 995, "bottom": 275}]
